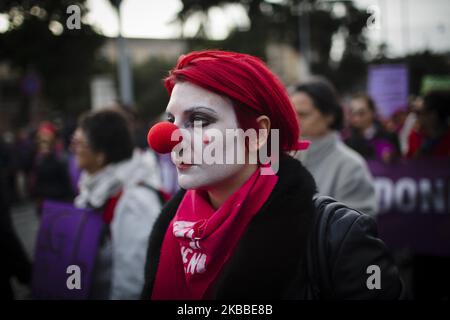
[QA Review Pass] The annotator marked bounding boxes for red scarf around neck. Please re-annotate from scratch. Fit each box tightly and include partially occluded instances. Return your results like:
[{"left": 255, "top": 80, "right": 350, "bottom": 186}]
[{"left": 151, "top": 166, "right": 278, "bottom": 300}]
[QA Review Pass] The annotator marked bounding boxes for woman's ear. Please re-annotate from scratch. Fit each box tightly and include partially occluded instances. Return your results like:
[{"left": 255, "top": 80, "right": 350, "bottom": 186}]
[{"left": 253, "top": 115, "right": 271, "bottom": 151}]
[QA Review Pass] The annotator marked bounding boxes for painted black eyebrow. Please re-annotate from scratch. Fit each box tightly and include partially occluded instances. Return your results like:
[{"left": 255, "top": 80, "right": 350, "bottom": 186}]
[
  {"left": 166, "top": 106, "right": 218, "bottom": 121},
  {"left": 183, "top": 106, "right": 218, "bottom": 116}
]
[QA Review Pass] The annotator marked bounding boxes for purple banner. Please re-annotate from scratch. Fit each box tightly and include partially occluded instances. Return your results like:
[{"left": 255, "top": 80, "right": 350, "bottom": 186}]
[
  {"left": 368, "top": 64, "right": 409, "bottom": 118},
  {"left": 32, "top": 201, "right": 103, "bottom": 299},
  {"left": 369, "top": 159, "right": 450, "bottom": 257}
]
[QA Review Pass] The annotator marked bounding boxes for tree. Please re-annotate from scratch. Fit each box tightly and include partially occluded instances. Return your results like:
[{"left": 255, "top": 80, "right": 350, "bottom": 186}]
[
  {"left": 0, "top": 0, "right": 104, "bottom": 126},
  {"left": 133, "top": 57, "right": 175, "bottom": 122},
  {"left": 176, "top": 0, "right": 370, "bottom": 91}
]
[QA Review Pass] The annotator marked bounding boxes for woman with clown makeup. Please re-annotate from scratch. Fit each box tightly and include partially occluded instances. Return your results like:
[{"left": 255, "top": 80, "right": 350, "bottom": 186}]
[{"left": 142, "top": 50, "right": 405, "bottom": 300}]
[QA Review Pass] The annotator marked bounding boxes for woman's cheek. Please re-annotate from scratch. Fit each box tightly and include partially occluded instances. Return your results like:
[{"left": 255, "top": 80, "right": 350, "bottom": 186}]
[
  {"left": 175, "top": 122, "right": 245, "bottom": 190},
  {"left": 178, "top": 163, "right": 244, "bottom": 190}
]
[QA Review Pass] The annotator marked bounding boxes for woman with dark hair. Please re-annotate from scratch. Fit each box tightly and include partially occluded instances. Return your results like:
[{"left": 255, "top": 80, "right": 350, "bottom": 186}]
[
  {"left": 407, "top": 90, "right": 450, "bottom": 158},
  {"left": 345, "top": 93, "right": 400, "bottom": 162},
  {"left": 290, "top": 81, "right": 378, "bottom": 216},
  {"left": 141, "top": 50, "right": 403, "bottom": 300},
  {"left": 72, "top": 109, "right": 162, "bottom": 299}
]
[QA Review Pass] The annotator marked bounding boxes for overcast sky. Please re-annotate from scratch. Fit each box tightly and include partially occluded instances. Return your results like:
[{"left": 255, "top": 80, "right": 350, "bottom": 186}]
[{"left": 1, "top": 0, "right": 449, "bottom": 57}]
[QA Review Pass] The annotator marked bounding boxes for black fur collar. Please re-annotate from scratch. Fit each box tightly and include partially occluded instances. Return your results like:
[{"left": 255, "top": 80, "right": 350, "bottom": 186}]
[{"left": 142, "top": 155, "right": 317, "bottom": 299}]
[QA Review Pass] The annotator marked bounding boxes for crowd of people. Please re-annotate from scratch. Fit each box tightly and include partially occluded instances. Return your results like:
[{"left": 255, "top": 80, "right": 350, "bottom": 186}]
[
  {"left": 290, "top": 81, "right": 450, "bottom": 212},
  {"left": 1, "top": 50, "right": 449, "bottom": 300}
]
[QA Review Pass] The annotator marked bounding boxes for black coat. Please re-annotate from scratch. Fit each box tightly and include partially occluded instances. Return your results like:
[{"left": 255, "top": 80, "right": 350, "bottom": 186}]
[
  {"left": 344, "top": 124, "right": 401, "bottom": 160},
  {"left": 0, "top": 142, "right": 31, "bottom": 299},
  {"left": 31, "top": 152, "right": 74, "bottom": 201},
  {"left": 141, "top": 155, "right": 404, "bottom": 299}
]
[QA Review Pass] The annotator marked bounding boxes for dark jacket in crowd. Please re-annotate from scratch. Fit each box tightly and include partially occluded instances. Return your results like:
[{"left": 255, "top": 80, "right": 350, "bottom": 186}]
[
  {"left": 0, "top": 142, "right": 32, "bottom": 299},
  {"left": 31, "top": 152, "right": 74, "bottom": 202},
  {"left": 141, "top": 155, "right": 404, "bottom": 299},
  {"left": 345, "top": 123, "right": 401, "bottom": 160}
]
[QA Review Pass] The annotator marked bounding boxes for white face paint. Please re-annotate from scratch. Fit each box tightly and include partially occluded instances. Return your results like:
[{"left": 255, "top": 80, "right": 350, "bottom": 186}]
[{"left": 166, "top": 82, "right": 247, "bottom": 190}]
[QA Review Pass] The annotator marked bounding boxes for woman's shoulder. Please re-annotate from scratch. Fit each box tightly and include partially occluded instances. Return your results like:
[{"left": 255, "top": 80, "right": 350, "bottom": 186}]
[
  {"left": 115, "top": 182, "right": 164, "bottom": 220},
  {"left": 312, "top": 197, "right": 405, "bottom": 299},
  {"left": 334, "top": 140, "right": 369, "bottom": 169}
]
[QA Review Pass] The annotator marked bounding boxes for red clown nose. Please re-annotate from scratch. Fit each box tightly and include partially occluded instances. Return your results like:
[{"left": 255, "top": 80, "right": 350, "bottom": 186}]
[{"left": 147, "top": 122, "right": 183, "bottom": 154}]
